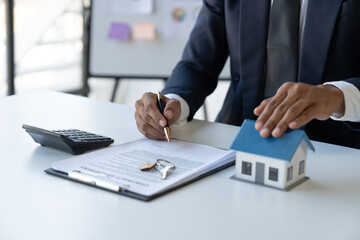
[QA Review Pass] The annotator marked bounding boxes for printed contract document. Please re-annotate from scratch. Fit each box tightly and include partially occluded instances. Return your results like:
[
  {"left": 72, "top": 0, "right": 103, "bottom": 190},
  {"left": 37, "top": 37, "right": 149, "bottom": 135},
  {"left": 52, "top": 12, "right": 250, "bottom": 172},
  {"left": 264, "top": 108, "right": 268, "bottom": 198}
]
[{"left": 51, "top": 139, "right": 235, "bottom": 198}]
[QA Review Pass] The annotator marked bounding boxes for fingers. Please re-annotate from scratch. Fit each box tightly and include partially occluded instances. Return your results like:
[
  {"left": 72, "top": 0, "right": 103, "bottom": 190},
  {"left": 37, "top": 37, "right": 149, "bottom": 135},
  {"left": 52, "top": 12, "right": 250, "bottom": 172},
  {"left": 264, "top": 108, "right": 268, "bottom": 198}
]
[
  {"left": 288, "top": 106, "right": 317, "bottom": 130},
  {"left": 255, "top": 83, "right": 292, "bottom": 137},
  {"left": 163, "top": 98, "right": 181, "bottom": 125},
  {"left": 135, "top": 93, "right": 166, "bottom": 140},
  {"left": 135, "top": 92, "right": 166, "bottom": 140},
  {"left": 254, "top": 98, "right": 270, "bottom": 116},
  {"left": 272, "top": 99, "right": 313, "bottom": 136},
  {"left": 255, "top": 82, "right": 313, "bottom": 138},
  {"left": 134, "top": 92, "right": 182, "bottom": 140},
  {"left": 254, "top": 82, "right": 346, "bottom": 138},
  {"left": 142, "top": 93, "right": 167, "bottom": 127},
  {"left": 135, "top": 111, "right": 165, "bottom": 140}
]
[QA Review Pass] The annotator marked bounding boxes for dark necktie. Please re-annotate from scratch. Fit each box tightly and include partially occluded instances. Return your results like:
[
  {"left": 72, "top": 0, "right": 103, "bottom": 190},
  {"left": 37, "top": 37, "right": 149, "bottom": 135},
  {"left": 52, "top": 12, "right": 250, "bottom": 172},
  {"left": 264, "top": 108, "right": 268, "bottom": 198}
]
[{"left": 263, "top": 0, "right": 301, "bottom": 99}]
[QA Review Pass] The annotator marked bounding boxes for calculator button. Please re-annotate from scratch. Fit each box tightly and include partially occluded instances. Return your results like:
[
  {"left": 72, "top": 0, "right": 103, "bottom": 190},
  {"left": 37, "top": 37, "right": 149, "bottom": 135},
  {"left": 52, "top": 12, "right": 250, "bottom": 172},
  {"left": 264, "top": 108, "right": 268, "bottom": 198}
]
[{"left": 60, "top": 129, "right": 112, "bottom": 144}]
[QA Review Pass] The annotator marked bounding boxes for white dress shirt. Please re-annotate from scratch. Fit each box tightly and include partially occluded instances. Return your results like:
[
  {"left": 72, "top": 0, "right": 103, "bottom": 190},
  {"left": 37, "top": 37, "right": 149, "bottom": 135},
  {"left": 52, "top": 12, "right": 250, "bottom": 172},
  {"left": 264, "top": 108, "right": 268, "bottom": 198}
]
[{"left": 166, "top": 0, "right": 360, "bottom": 125}]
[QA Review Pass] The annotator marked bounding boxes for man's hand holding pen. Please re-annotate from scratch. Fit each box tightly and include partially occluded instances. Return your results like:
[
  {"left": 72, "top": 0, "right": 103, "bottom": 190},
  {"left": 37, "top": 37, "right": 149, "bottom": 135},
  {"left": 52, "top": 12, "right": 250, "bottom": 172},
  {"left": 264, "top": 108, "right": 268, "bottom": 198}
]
[
  {"left": 157, "top": 92, "right": 172, "bottom": 142},
  {"left": 135, "top": 92, "right": 181, "bottom": 141}
]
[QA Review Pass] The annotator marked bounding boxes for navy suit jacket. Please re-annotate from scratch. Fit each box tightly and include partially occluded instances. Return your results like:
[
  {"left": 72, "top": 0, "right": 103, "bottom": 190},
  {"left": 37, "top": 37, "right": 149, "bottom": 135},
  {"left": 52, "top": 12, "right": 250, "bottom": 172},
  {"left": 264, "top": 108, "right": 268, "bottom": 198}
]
[{"left": 163, "top": 0, "right": 360, "bottom": 148}]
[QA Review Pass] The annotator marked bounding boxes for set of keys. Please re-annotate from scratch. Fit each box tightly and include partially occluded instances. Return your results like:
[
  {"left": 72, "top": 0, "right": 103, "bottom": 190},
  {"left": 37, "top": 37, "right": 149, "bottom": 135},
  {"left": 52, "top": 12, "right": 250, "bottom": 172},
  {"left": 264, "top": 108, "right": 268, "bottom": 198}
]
[{"left": 140, "top": 159, "right": 175, "bottom": 179}]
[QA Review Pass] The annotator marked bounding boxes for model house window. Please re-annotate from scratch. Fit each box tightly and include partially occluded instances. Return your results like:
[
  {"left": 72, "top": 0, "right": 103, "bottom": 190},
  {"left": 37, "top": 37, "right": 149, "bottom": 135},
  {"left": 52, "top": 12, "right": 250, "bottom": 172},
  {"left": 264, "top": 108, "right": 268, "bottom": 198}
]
[
  {"left": 287, "top": 166, "right": 293, "bottom": 181},
  {"left": 242, "top": 161, "right": 252, "bottom": 175},
  {"left": 299, "top": 160, "right": 305, "bottom": 175},
  {"left": 269, "top": 167, "right": 278, "bottom": 181}
]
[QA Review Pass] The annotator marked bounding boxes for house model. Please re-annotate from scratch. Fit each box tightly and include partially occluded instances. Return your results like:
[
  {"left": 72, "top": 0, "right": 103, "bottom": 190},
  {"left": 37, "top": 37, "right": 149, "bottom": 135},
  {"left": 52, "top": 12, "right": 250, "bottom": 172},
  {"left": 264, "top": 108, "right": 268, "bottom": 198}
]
[{"left": 230, "top": 119, "right": 315, "bottom": 191}]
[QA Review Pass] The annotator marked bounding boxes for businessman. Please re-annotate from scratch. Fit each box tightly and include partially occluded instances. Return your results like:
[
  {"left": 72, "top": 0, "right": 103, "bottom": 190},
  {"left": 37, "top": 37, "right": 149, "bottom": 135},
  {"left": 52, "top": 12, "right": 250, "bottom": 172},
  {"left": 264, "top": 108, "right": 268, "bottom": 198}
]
[{"left": 135, "top": 0, "right": 360, "bottom": 149}]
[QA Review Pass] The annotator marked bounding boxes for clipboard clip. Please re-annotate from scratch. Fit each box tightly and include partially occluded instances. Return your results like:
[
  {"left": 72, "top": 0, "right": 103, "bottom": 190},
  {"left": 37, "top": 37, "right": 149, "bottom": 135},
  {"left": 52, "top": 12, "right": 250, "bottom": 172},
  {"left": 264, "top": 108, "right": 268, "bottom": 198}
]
[{"left": 68, "top": 170, "right": 129, "bottom": 192}]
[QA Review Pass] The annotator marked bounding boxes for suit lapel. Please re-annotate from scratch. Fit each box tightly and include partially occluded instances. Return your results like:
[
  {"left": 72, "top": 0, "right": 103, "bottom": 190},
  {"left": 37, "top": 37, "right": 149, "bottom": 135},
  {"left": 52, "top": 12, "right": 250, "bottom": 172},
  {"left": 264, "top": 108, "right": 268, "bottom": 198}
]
[
  {"left": 298, "top": 0, "right": 342, "bottom": 85},
  {"left": 240, "top": 0, "right": 270, "bottom": 119}
]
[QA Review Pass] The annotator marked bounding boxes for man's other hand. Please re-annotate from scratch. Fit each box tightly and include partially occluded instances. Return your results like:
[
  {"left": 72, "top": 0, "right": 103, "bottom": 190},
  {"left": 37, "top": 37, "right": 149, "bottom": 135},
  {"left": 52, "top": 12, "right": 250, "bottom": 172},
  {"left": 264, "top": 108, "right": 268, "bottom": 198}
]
[
  {"left": 135, "top": 92, "right": 181, "bottom": 140},
  {"left": 254, "top": 82, "right": 345, "bottom": 138}
]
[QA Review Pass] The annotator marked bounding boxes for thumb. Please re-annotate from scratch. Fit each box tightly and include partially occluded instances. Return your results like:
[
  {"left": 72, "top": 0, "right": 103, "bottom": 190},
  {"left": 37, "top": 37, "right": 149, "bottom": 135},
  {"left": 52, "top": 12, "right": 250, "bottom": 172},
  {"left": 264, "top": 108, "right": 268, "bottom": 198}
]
[{"left": 163, "top": 98, "right": 181, "bottom": 125}]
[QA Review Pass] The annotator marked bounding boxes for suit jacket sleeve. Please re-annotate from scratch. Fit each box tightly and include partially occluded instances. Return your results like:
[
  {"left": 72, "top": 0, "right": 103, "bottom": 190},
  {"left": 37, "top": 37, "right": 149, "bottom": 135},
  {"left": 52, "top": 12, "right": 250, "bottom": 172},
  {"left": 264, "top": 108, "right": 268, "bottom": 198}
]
[
  {"left": 344, "top": 78, "right": 360, "bottom": 91},
  {"left": 162, "top": 0, "right": 229, "bottom": 121}
]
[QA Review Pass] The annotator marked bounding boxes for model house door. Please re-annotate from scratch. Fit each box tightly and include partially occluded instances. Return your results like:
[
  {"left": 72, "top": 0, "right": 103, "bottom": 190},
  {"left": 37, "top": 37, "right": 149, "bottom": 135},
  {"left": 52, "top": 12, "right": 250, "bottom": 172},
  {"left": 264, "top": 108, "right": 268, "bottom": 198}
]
[{"left": 255, "top": 162, "right": 265, "bottom": 184}]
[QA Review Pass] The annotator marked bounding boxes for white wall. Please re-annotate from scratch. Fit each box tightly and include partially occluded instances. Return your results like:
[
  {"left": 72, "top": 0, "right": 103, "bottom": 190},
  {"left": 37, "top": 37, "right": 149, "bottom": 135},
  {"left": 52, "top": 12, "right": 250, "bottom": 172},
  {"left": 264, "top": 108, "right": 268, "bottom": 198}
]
[
  {"left": 235, "top": 151, "right": 287, "bottom": 189},
  {"left": 284, "top": 140, "right": 308, "bottom": 188},
  {"left": 235, "top": 140, "right": 309, "bottom": 189},
  {"left": 235, "top": 151, "right": 257, "bottom": 182}
]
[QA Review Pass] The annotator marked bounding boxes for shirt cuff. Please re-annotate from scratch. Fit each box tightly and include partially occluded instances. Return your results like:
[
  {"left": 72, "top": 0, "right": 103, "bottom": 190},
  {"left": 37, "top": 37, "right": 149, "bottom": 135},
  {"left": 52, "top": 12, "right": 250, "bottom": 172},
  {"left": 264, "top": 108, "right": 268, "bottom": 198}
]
[
  {"left": 164, "top": 93, "right": 190, "bottom": 128},
  {"left": 324, "top": 81, "right": 360, "bottom": 122}
]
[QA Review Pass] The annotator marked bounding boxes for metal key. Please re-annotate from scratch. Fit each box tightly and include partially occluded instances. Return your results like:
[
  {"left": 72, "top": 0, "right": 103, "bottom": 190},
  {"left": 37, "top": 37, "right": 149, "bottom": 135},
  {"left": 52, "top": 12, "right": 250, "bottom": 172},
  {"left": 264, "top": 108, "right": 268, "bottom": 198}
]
[
  {"left": 155, "top": 159, "right": 175, "bottom": 180},
  {"left": 158, "top": 165, "right": 173, "bottom": 179}
]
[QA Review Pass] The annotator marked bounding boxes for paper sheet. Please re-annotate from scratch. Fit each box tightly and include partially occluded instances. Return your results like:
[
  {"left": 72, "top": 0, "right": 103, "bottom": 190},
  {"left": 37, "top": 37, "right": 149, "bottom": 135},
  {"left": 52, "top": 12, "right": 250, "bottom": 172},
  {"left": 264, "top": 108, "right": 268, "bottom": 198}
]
[
  {"left": 163, "top": 0, "right": 202, "bottom": 40},
  {"left": 52, "top": 139, "right": 235, "bottom": 197},
  {"left": 133, "top": 23, "right": 156, "bottom": 40},
  {"left": 100, "top": 0, "right": 153, "bottom": 15},
  {"left": 108, "top": 22, "right": 130, "bottom": 41}
]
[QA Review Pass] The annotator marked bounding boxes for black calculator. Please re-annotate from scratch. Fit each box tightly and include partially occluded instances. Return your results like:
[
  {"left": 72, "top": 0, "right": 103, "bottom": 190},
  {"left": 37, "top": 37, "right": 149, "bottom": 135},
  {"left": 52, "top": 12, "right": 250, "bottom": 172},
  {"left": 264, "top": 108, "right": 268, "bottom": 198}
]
[{"left": 22, "top": 124, "right": 114, "bottom": 154}]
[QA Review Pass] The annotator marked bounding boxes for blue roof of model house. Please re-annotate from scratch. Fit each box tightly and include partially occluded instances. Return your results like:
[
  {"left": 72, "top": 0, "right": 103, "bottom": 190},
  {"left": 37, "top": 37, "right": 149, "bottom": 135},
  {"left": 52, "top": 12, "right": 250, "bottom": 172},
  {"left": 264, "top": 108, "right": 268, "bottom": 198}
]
[{"left": 230, "top": 119, "right": 315, "bottom": 162}]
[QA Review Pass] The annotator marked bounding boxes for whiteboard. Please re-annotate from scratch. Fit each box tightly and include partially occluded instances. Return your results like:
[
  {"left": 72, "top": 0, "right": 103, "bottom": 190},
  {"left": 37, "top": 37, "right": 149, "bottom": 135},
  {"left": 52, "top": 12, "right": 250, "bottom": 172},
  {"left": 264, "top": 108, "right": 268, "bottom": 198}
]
[{"left": 89, "top": 0, "right": 230, "bottom": 78}]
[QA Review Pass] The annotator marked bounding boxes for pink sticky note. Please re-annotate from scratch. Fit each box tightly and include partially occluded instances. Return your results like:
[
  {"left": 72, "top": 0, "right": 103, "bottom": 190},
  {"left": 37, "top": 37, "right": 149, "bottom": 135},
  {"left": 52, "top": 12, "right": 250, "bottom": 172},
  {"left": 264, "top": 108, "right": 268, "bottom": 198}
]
[
  {"left": 108, "top": 22, "right": 130, "bottom": 41},
  {"left": 132, "top": 23, "right": 156, "bottom": 40}
]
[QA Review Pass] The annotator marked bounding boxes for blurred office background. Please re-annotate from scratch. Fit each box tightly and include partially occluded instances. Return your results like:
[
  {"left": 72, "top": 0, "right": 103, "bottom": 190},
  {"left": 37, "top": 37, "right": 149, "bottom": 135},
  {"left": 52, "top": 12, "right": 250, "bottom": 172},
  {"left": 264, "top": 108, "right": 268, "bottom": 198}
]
[{"left": 0, "top": 0, "right": 229, "bottom": 121}]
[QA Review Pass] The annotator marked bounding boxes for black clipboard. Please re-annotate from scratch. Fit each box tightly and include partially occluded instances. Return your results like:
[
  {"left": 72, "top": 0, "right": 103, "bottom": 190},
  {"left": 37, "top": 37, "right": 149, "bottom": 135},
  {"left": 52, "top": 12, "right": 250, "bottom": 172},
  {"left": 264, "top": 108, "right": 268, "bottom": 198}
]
[{"left": 45, "top": 161, "right": 234, "bottom": 201}]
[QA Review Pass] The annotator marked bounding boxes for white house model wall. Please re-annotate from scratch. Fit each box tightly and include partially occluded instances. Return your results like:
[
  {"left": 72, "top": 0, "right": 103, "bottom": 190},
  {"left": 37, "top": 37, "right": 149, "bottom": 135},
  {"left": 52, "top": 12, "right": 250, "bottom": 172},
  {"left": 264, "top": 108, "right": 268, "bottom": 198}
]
[{"left": 235, "top": 139, "right": 309, "bottom": 189}]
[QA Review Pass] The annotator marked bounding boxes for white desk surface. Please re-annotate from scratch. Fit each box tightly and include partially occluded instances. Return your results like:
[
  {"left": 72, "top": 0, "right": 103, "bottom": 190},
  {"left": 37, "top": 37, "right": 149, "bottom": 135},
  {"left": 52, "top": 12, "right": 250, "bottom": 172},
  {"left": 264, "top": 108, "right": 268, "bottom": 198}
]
[{"left": 0, "top": 90, "right": 359, "bottom": 240}]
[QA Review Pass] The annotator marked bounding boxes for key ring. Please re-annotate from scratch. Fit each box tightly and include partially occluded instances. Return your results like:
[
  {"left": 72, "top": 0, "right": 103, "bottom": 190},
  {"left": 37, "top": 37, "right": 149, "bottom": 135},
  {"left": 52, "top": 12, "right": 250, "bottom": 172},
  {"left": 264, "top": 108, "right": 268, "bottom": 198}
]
[
  {"left": 156, "top": 159, "right": 176, "bottom": 169},
  {"left": 155, "top": 159, "right": 176, "bottom": 179}
]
